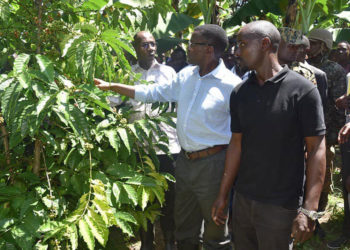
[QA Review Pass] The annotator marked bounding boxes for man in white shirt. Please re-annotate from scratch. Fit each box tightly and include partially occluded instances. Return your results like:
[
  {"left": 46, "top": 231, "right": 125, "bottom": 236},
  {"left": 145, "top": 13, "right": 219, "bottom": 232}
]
[
  {"left": 94, "top": 24, "right": 241, "bottom": 249},
  {"left": 111, "top": 31, "right": 180, "bottom": 250}
]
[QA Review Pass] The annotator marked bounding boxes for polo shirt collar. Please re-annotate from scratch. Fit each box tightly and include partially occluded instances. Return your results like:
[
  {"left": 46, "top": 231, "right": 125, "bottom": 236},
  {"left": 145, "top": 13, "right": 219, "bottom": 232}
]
[{"left": 249, "top": 65, "right": 288, "bottom": 85}]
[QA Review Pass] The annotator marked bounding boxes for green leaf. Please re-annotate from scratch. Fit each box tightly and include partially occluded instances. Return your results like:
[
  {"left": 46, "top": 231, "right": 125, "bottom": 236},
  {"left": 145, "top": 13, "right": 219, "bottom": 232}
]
[
  {"left": 122, "top": 184, "right": 138, "bottom": 206},
  {"left": 35, "top": 242, "right": 48, "bottom": 250},
  {"left": 162, "top": 172, "right": 176, "bottom": 183},
  {"left": 67, "top": 104, "right": 91, "bottom": 141},
  {"left": 84, "top": 42, "right": 97, "bottom": 83},
  {"left": 136, "top": 119, "right": 152, "bottom": 137},
  {"left": 74, "top": 23, "right": 98, "bottom": 35},
  {"left": 115, "top": 217, "right": 134, "bottom": 236},
  {"left": 17, "top": 72, "right": 30, "bottom": 89},
  {"left": 79, "top": 218, "right": 95, "bottom": 250},
  {"left": 115, "top": 211, "right": 137, "bottom": 224},
  {"left": 141, "top": 187, "right": 149, "bottom": 211},
  {"left": 10, "top": 225, "right": 33, "bottom": 250},
  {"left": 106, "top": 163, "right": 135, "bottom": 178},
  {"left": 81, "top": 0, "right": 109, "bottom": 10},
  {"left": 126, "top": 175, "right": 157, "bottom": 187},
  {"left": 0, "top": 218, "right": 16, "bottom": 232},
  {"left": 75, "top": 42, "right": 85, "bottom": 78},
  {"left": 92, "top": 199, "right": 112, "bottom": 225},
  {"left": 151, "top": 185, "right": 165, "bottom": 204},
  {"left": 13, "top": 54, "right": 30, "bottom": 75},
  {"left": 1, "top": 81, "right": 23, "bottom": 123},
  {"left": 68, "top": 224, "right": 78, "bottom": 250},
  {"left": 104, "top": 129, "right": 120, "bottom": 153},
  {"left": 66, "top": 193, "right": 88, "bottom": 223},
  {"left": 101, "top": 30, "right": 136, "bottom": 58},
  {"left": 0, "top": 77, "right": 14, "bottom": 91},
  {"left": 40, "top": 130, "right": 58, "bottom": 150},
  {"left": 35, "top": 55, "right": 55, "bottom": 83},
  {"left": 36, "top": 93, "right": 57, "bottom": 116},
  {"left": 117, "top": 127, "right": 132, "bottom": 154},
  {"left": 61, "top": 35, "right": 82, "bottom": 57},
  {"left": 112, "top": 182, "right": 131, "bottom": 204},
  {"left": 85, "top": 209, "right": 109, "bottom": 247}
]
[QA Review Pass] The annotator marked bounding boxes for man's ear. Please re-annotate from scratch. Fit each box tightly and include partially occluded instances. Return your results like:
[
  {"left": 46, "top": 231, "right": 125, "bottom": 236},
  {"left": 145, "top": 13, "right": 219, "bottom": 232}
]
[
  {"left": 206, "top": 45, "right": 215, "bottom": 55},
  {"left": 261, "top": 37, "right": 272, "bottom": 51}
]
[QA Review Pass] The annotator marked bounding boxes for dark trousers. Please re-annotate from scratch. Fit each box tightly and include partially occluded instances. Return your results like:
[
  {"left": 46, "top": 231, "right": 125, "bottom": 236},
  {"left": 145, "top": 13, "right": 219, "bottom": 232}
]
[
  {"left": 232, "top": 192, "right": 297, "bottom": 250},
  {"left": 341, "top": 140, "right": 350, "bottom": 237},
  {"left": 140, "top": 154, "right": 177, "bottom": 249},
  {"left": 175, "top": 150, "right": 231, "bottom": 250}
]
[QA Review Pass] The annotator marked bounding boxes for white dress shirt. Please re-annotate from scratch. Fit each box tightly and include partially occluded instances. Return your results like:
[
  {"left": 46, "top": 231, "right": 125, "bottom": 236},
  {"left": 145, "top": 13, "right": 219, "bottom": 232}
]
[
  {"left": 110, "top": 60, "right": 180, "bottom": 154},
  {"left": 231, "top": 66, "right": 250, "bottom": 81},
  {"left": 135, "top": 59, "right": 242, "bottom": 151}
]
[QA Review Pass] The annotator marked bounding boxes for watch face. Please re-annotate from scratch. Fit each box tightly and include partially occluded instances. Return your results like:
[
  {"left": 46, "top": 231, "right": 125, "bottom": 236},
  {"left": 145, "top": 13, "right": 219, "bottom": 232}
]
[{"left": 309, "top": 211, "right": 318, "bottom": 220}]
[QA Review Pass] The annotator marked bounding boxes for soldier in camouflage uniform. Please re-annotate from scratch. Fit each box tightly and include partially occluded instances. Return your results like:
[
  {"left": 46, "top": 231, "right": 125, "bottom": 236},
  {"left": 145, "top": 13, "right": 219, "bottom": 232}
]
[
  {"left": 307, "top": 29, "right": 347, "bottom": 216},
  {"left": 278, "top": 27, "right": 317, "bottom": 84}
]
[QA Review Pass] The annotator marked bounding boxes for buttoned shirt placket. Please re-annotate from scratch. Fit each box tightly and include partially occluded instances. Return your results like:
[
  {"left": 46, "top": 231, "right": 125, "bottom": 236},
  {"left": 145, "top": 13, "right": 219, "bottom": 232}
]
[{"left": 182, "top": 75, "right": 203, "bottom": 151}]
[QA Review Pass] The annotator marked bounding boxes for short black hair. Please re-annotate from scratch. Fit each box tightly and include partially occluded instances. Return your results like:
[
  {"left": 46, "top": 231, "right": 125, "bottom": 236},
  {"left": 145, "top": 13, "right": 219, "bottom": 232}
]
[
  {"left": 133, "top": 31, "right": 153, "bottom": 47},
  {"left": 242, "top": 21, "right": 280, "bottom": 53},
  {"left": 194, "top": 24, "right": 228, "bottom": 58},
  {"left": 172, "top": 46, "right": 186, "bottom": 59}
]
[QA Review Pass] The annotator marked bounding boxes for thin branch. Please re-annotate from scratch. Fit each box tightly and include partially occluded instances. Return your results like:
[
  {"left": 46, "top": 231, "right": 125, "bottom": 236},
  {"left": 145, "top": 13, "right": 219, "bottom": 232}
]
[
  {"left": 33, "top": 139, "right": 41, "bottom": 176},
  {"left": 36, "top": 0, "right": 43, "bottom": 54}
]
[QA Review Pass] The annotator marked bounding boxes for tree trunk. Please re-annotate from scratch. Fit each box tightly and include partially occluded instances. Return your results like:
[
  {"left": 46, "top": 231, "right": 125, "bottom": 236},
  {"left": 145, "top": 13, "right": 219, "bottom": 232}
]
[
  {"left": 0, "top": 118, "right": 10, "bottom": 165},
  {"left": 36, "top": 0, "right": 43, "bottom": 54},
  {"left": 284, "top": 0, "right": 298, "bottom": 28},
  {"left": 33, "top": 139, "right": 41, "bottom": 176}
]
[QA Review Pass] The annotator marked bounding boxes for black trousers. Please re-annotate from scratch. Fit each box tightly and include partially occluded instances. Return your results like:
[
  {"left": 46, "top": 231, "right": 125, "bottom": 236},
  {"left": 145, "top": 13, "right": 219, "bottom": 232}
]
[{"left": 232, "top": 192, "right": 297, "bottom": 250}]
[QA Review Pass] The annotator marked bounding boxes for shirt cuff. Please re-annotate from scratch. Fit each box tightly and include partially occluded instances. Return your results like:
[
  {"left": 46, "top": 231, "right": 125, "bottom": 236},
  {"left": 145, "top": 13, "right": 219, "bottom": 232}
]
[{"left": 134, "top": 85, "right": 147, "bottom": 102}]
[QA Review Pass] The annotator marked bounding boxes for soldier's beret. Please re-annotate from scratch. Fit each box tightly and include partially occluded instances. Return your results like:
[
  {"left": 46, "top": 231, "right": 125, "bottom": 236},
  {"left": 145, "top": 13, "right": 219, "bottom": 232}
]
[{"left": 278, "top": 27, "right": 303, "bottom": 45}]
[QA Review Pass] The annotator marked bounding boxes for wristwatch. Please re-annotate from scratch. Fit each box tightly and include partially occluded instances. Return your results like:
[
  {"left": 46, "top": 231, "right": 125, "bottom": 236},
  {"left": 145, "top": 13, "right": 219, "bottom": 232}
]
[{"left": 298, "top": 207, "right": 324, "bottom": 220}]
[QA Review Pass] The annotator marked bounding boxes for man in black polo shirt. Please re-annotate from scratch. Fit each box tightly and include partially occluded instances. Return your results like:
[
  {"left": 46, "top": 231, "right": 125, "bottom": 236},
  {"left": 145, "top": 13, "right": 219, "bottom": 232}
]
[{"left": 212, "top": 21, "right": 326, "bottom": 250}]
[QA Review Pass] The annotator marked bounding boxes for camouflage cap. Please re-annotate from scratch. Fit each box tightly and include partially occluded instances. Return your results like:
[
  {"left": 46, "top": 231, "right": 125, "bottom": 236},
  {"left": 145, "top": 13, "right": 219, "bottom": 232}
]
[
  {"left": 308, "top": 29, "right": 333, "bottom": 50},
  {"left": 278, "top": 27, "right": 303, "bottom": 45}
]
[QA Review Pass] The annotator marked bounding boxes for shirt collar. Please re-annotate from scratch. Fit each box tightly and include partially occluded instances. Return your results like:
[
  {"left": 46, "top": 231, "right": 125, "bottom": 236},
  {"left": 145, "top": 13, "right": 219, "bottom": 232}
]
[
  {"left": 249, "top": 65, "right": 288, "bottom": 85},
  {"left": 134, "top": 59, "right": 159, "bottom": 72},
  {"left": 194, "top": 59, "right": 227, "bottom": 79}
]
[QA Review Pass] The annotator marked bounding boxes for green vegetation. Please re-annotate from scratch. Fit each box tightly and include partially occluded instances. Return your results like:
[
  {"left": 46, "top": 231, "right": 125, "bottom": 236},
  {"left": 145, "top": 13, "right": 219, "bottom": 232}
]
[{"left": 0, "top": 0, "right": 349, "bottom": 249}]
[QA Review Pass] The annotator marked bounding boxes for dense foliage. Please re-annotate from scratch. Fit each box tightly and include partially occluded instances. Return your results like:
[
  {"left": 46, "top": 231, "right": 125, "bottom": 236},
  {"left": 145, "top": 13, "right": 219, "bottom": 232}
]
[{"left": 0, "top": 0, "right": 349, "bottom": 249}]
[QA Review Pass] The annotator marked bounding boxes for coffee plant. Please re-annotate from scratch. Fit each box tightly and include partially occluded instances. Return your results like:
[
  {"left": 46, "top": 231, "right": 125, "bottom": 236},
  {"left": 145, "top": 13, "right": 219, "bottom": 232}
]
[{"left": 0, "top": 0, "right": 178, "bottom": 249}]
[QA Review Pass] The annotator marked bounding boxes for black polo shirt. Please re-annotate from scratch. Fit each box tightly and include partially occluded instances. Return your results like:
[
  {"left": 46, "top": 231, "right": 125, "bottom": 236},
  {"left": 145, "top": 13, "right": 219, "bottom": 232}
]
[{"left": 230, "top": 66, "right": 326, "bottom": 209}]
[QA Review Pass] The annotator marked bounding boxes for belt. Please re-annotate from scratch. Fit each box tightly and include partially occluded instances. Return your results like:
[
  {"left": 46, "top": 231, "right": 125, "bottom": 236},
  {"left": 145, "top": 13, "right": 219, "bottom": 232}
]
[{"left": 183, "top": 145, "right": 228, "bottom": 160}]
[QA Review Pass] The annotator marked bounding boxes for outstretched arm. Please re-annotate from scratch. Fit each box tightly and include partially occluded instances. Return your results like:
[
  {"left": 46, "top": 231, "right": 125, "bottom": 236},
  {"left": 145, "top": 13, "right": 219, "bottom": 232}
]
[
  {"left": 94, "top": 78, "right": 135, "bottom": 99},
  {"left": 291, "top": 135, "right": 326, "bottom": 243},
  {"left": 211, "top": 132, "right": 242, "bottom": 225}
]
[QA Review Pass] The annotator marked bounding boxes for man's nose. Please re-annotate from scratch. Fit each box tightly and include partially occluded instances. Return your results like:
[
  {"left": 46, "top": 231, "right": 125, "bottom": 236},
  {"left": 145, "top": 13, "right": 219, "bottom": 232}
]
[{"left": 235, "top": 47, "right": 241, "bottom": 57}]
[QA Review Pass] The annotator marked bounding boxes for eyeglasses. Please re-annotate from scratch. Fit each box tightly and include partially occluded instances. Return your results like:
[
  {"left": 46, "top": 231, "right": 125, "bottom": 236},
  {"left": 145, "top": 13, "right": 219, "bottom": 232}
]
[
  {"left": 141, "top": 42, "right": 157, "bottom": 49},
  {"left": 188, "top": 41, "right": 214, "bottom": 48}
]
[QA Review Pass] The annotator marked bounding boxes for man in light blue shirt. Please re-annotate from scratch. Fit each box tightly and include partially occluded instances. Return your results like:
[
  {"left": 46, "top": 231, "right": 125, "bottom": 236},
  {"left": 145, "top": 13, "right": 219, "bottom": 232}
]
[{"left": 95, "top": 24, "right": 241, "bottom": 249}]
